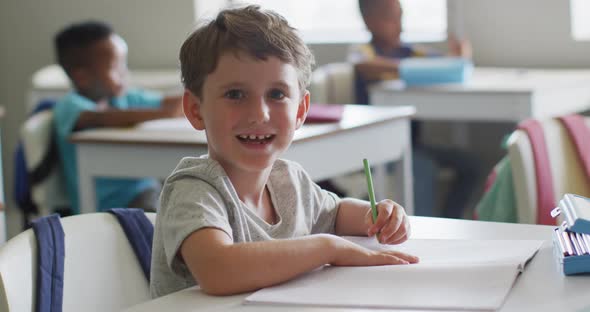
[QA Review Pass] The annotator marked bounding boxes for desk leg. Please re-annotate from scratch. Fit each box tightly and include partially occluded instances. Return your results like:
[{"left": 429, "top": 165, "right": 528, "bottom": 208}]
[
  {"left": 373, "top": 165, "right": 388, "bottom": 202},
  {"left": 76, "top": 145, "right": 97, "bottom": 214},
  {"left": 452, "top": 123, "right": 469, "bottom": 148},
  {"left": 397, "top": 142, "right": 414, "bottom": 215},
  {"left": 376, "top": 120, "right": 414, "bottom": 215}
]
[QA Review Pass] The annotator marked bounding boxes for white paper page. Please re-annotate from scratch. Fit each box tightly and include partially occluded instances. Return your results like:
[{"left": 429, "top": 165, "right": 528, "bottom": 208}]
[
  {"left": 346, "top": 237, "right": 543, "bottom": 270},
  {"left": 245, "top": 239, "right": 543, "bottom": 311},
  {"left": 246, "top": 263, "right": 519, "bottom": 311}
]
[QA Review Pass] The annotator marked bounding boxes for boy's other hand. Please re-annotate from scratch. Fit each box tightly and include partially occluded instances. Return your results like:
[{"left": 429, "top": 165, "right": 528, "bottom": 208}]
[
  {"left": 365, "top": 199, "right": 410, "bottom": 245},
  {"left": 327, "top": 235, "right": 418, "bottom": 266},
  {"left": 447, "top": 35, "right": 472, "bottom": 59}
]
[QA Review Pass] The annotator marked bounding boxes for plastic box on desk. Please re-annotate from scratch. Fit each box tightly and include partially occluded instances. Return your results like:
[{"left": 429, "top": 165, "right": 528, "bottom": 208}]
[
  {"left": 551, "top": 194, "right": 590, "bottom": 275},
  {"left": 552, "top": 194, "right": 590, "bottom": 234},
  {"left": 398, "top": 57, "right": 473, "bottom": 86},
  {"left": 552, "top": 229, "right": 590, "bottom": 275}
]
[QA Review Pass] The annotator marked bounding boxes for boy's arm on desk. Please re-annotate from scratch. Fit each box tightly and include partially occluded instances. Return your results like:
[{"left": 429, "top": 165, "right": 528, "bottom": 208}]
[
  {"left": 180, "top": 228, "right": 416, "bottom": 296},
  {"left": 74, "top": 96, "right": 183, "bottom": 130},
  {"left": 160, "top": 95, "right": 183, "bottom": 115},
  {"left": 354, "top": 56, "right": 399, "bottom": 81}
]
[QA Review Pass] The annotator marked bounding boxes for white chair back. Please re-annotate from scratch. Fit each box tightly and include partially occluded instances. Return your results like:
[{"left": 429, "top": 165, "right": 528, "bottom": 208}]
[
  {"left": 0, "top": 226, "right": 36, "bottom": 312},
  {"left": 0, "top": 213, "right": 157, "bottom": 312},
  {"left": 20, "top": 110, "right": 70, "bottom": 216},
  {"left": 507, "top": 118, "right": 590, "bottom": 224},
  {"left": 310, "top": 62, "right": 355, "bottom": 104}
]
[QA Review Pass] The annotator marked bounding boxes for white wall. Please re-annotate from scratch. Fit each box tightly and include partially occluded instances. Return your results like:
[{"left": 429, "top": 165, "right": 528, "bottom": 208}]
[
  {"left": 461, "top": 0, "right": 590, "bottom": 68},
  {"left": 309, "top": 0, "right": 590, "bottom": 69},
  {"left": 0, "top": 0, "right": 195, "bottom": 238},
  {"left": 449, "top": 0, "right": 590, "bottom": 171}
]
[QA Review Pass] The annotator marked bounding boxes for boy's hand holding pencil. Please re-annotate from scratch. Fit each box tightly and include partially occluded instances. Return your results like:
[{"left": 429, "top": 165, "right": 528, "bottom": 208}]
[
  {"left": 364, "top": 199, "right": 410, "bottom": 245},
  {"left": 363, "top": 159, "right": 411, "bottom": 245}
]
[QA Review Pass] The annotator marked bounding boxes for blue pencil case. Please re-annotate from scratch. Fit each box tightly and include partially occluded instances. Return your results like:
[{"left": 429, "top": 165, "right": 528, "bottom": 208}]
[
  {"left": 551, "top": 194, "right": 590, "bottom": 275},
  {"left": 398, "top": 57, "right": 473, "bottom": 86}
]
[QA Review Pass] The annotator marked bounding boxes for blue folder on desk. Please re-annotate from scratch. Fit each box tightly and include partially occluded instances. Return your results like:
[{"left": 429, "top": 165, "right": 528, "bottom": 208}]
[
  {"left": 551, "top": 194, "right": 590, "bottom": 275},
  {"left": 399, "top": 57, "right": 473, "bottom": 86}
]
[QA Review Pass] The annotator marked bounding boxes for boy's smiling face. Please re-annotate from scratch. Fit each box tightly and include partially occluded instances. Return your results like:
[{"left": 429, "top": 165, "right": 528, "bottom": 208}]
[{"left": 183, "top": 51, "right": 309, "bottom": 175}]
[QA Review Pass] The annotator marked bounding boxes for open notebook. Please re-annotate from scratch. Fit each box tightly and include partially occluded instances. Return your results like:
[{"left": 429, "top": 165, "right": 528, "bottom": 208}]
[{"left": 245, "top": 237, "right": 543, "bottom": 311}]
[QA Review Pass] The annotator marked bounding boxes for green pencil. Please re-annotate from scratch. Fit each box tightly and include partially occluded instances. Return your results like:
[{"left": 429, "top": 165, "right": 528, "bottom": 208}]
[{"left": 363, "top": 158, "right": 378, "bottom": 223}]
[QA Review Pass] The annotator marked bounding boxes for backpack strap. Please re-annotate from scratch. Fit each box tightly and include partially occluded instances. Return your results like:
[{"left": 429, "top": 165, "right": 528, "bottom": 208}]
[
  {"left": 14, "top": 143, "right": 37, "bottom": 227},
  {"left": 517, "top": 119, "right": 556, "bottom": 225},
  {"left": 28, "top": 135, "right": 60, "bottom": 186},
  {"left": 107, "top": 208, "right": 154, "bottom": 281},
  {"left": 31, "top": 214, "right": 65, "bottom": 312},
  {"left": 558, "top": 114, "right": 590, "bottom": 180}
]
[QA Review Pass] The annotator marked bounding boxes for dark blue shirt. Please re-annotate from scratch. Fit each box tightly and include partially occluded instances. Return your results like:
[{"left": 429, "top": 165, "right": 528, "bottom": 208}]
[{"left": 350, "top": 42, "right": 436, "bottom": 145}]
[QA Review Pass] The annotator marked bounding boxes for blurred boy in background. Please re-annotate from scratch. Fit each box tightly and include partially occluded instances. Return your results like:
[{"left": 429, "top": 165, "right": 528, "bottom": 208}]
[
  {"left": 351, "top": 0, "right": 480, "bottom": 218},
  {"left": 53, "top": 21, "right": 182, "bottom": 213}
]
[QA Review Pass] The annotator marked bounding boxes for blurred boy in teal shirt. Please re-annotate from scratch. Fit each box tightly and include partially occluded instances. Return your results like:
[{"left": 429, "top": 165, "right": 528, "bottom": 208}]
[{"left": 53, "top": 21, "right": 182, "bottom": 213}]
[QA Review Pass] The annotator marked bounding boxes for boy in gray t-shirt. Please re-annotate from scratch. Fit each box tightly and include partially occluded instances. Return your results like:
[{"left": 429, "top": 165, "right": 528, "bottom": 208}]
[{"left": 150, "top": 5, "right": 418, "bottom": 299}]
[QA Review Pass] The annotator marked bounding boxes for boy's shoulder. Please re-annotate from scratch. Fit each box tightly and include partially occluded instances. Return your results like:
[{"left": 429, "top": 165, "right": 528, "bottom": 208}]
[
  {"left": 55, "top": 92, "right": 95, "bottom": 108},
  {"left": 169, "top": 157, "right": 304, "bottom": 178},
  {"left": 168, "top": 156, "right": 225, "bottom": 181},
  {"left": 348, "top": 43, "right": 377, "bottom": 62},
  {"left": 164, "top": 157, "right": 308, "bottom": 188},
  {"left": 273, "top": 158, "right": 302, "bottom": 171},
  {"left": 53, "top": 92, "right": 97, "bottom": 121},
  {"left": 270, "top": 158, "right": 310, "bottom": 181}
]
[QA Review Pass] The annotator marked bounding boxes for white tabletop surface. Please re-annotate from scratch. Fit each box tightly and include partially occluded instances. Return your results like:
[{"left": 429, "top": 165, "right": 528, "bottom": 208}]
[
  {"left": 124, "top": 216, "right": 590, "bottom": 312},
  {"left": 370, "top": 67, "right": 590, "bottom": 122},
  {"left": 71, "top": 105, "right": 416, "bottom": 214}
]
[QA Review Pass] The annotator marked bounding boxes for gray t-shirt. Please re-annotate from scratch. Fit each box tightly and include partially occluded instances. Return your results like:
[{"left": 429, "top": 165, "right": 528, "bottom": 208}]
[{"left": 150, "top": 156, "right": 341, "bottom": 298}]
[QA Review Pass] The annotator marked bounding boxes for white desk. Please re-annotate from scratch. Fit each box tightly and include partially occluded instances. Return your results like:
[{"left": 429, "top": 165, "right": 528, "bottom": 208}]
[
  {"left": 72, "top": 105, "right": 415, "bottom": 214},
  {"left": 370, "top": 67, "right": 590, "bottom": 122},
  {"left": 124, "top": 216, "right": 590, "bottom": 312},
  {"left": 28, "top": 64, "right": 182, "bottom": 109},
  {"left": 370, "top": 67, "right": 590, "bottom": 146}
]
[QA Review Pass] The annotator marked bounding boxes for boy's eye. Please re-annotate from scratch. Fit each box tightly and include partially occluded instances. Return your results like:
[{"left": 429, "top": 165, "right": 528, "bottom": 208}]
[
  {"left": 224, "top": 89, "right": 244, "bottom": 100},
  {"left": 268, "top": 89, "right": 285, "bottom": 100}
]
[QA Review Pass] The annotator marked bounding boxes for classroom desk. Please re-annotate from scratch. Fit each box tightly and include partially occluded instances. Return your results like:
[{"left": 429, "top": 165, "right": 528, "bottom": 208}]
[
  {"left": 123, "top": 216, "right": 590, "bottom": 312},
  {"left": 370, "top": 67, "right": 590, "bottom": 146},
  {"left": 71, "top": 105, "right": 415, "bottom": 214},
  {"left": 370, "top": 67, "right": 590, "bottom": 122},
  {"left": 28, "top": 64, "right": 182, "bottom": 109}
]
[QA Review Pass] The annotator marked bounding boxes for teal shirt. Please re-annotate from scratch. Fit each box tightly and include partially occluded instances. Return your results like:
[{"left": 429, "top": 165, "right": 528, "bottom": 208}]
[{"left": 53, "top": 89, "right": 162, "bottom": 213}]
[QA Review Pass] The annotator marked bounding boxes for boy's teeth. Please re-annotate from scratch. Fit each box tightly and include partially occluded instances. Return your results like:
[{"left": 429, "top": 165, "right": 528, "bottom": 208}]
[{"left": 239, "top": 134, "right": 272, "bottom": 140}]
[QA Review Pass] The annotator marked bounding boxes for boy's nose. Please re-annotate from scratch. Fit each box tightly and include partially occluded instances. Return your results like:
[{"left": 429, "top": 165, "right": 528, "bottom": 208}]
[{"left": 247, "top": 98, "right": 270, "bottom": 124}]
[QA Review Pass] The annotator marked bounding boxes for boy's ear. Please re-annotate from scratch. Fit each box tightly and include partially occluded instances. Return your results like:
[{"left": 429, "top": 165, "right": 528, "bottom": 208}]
[
  {"left": 182, "top": 90, "right": 206, "bottom": 130},
  {"left": 295, "top": 90, "right": 310, "bottom": 129}
]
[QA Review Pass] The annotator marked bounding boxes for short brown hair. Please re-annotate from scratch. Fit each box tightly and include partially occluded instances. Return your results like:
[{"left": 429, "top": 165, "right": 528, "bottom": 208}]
[
  {"left": 358, "top": 0, "right": 401, "bottom": 19},
  {"left": 179, "top": 5, "right": 314, "bottom": 97}
]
